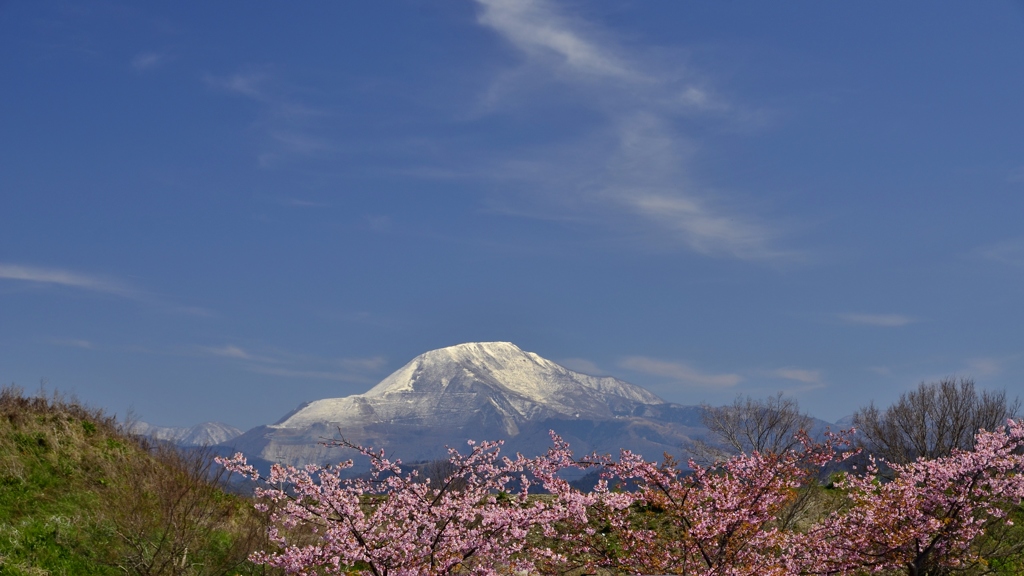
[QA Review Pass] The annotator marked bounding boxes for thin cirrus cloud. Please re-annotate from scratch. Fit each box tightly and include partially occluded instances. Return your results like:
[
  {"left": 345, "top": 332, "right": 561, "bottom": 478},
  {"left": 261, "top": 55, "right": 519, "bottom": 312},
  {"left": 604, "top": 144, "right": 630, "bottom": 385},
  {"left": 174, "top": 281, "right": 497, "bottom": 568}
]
[
  {"left": 765, "top": 368, "right": 827, "bottom": 393},
  {"left": 51, "top": 338, "right": 95, "bottom": 350},
  {"left": 203, "top": 344, "right": 274, "bottom": 363},
  {"left": 131, "top": 52, "right": 165, "bottom": 71},
  {"left": 207, "top": 70, "right": 272, "bottom": 101},
  {"left": 965, "top": 357, "right": 1005, "bottom": 377},
  {"left": 207, "top": 70, "right": 327, "bottom": 121},
  {"left": 977, "top": 238, "right": 1024, "bottom": 266},
  {"left": 281, "top": 197, "right": 330, "bottom": 208},
  {"left": 474, "top": 0, "right": 634, "bottom": 79},
  {"left": 0, "top": 263, "right": 138, "bottom": 298},
  {"left": 0, "top": 262, "right": 209, "bottom": 316},
  {"left": 205, "top": 70, "right": 333, "bottom": 167},
  {"left": 203, "top": 343, "right": 386, "bottom": 384},
  {"left": 770, "top": 368, "right": 822, "bottom": 385},
  {"left": 556, "top": 357, "right": 606, "bottom": 376},
  {"left": 618, "top": 356, "right": 743, "bottom": 388},
  {"left": 471, "top": 0, "right": 786, "bottom": 260},
  {"left": 247, "top": 365, "right": 375, "bottom": 384},
  {"left": 338, "top": 356, "right": 388, "bottom": 372},
  {"left": 838, "top": 313, "right": 917, "bottom": 327}
]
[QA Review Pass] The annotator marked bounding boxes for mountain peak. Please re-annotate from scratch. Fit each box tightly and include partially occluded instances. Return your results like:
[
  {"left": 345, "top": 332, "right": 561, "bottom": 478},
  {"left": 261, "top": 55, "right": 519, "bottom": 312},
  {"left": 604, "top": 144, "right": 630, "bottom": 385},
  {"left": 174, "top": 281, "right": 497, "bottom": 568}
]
[
  {"left": 231, "top": 342, "right": 701, "bottom": 469},
  {"left": 364, "top": 341, "right": 546, "bottom": 397},
  {"left": 274, "top": 342, "right": 663, "bottom": 429}
]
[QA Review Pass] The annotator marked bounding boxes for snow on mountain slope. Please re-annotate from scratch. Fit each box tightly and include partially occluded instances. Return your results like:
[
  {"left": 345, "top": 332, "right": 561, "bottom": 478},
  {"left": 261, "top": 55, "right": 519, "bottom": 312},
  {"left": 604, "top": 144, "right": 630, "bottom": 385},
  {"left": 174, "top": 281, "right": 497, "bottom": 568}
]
[
  {"left": 275, "top": 342, "right": 664, "bottom": 430},
  {"left": 230, "top": 342, "right": 705, "bottom": 469},
  {"left": 179, "top": 422, "right": 245, "bottom": 446},
  {"left": 129, "top": 421, "right": 243, "bottom": 446}
]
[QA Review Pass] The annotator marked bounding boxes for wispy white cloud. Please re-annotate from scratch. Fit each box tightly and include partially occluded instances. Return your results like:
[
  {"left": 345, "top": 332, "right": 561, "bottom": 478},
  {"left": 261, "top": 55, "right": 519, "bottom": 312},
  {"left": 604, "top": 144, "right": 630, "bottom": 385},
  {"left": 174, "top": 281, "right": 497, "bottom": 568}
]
[
  {"left": 203, "top": 344, "right": 272, "bottom": 362},
  {"left": 247, "top": 365, "right": 374, "bottom": 384},
  {"left": 365, "top": 215, "right": 393, "bottom": 233},
  {"left": 0, "top": 263, "right": 137, "bottom": 297},
  {"left": 270, "top": 132, "right": 336, "bottom": 156},
  {"left": 868, "top": 366, "right": 893, "bottom": 377},
  {"left": 960, "top": 354, "right": 1022, "bottom": 379},
  {"left": 175, "top": 305, "right": 217, "bottom": 317},
  {"left": 619, "top": 356, "right": 742, "bottom": 388},
  {"left": 50, "top": 338, "right": 94, "bottom": 350},
  {"left": 863, "top": 357, "right": 1009, "bottom": 384},
  {"left": 206, "top": 69, "right": 331, "bottom": 168},
  {"left": 838, "top": 313, "right": 916, "bottom": 327},
  {"left": 978, "top": 238, "right": 1024, "bottom": 266},
  {"left": 626, "top": 186, "right": 782, "bottom": 259},
  {"left": 205, "top": 67, "right": 334, "bottom": 124},
  {"left": 471, "top": 0, "right": 785, "bottom": 260},
  {"left": 763, "top": 368, "right": 827, "bottom": 394},
  {"left": 281, "top": 197, "right": 330, "bottom": 208},
  {"left": 966, "top": 357, "right": 1002, "bottom": 377},
  {"left": 0, "top": 263, "right": 211, "bottom": 316},
  {"left": 131, "top": 51, "right": 165, "bottom": 71},
  {"left": 557, "top": 357, "right": 605, "bottom": 375},
  {"left": 202, "top": 343, "right": 386, "bottom": 385},
  {"left": 338, "top": 356, "right": 387, "bottom": 372},
  {"left": 676, "top": 86, "right": 731, "bottom": 113},
  {"left": 770, "top": 368, "right": 822, "bottom": 385},
  {"left": 207, "top": 70, "right": 273, "bottom": 101},
  {"left": 475, "top": 0, "right": 633, "bottom": 80}
]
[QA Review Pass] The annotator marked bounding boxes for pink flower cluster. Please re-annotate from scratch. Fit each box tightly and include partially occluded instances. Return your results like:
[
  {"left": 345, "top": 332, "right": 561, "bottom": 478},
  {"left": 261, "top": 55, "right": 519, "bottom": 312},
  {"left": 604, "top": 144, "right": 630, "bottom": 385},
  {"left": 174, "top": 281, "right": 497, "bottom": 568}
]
[
  {"left": 218, "top": 420, "right": 1024, "bottom": 576},
  {"left": 784, "top": 419, "right": 1024, "bottom": 575}
]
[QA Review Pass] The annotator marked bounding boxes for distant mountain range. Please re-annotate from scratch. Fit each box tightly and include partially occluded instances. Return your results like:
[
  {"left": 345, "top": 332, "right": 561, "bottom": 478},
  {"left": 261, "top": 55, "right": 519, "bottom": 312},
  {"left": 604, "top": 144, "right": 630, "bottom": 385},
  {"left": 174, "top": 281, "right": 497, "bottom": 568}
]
[
  {"left": 138, "top": 342, "right": 840, "bottom": 470},
  {"left": 227, "top": 342, "right": 728, "bottom": 468},
  {"left": 128, "top": 420, "right": 243, "bottom": 446}
]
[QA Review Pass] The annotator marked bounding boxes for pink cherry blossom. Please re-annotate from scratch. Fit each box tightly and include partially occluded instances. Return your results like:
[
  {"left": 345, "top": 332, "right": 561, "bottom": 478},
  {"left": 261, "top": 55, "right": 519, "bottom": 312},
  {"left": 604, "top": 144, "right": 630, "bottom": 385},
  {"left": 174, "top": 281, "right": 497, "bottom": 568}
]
[{"left": 219, "top": 420, "right": 1024, "bottom": 576}]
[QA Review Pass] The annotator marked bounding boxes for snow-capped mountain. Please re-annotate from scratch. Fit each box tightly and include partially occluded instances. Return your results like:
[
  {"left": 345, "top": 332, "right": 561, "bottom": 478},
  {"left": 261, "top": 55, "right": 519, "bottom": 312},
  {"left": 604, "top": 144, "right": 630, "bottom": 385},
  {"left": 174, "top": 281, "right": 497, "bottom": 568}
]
[
  {"left": 278, "top": 341, "right": 663, "bottom": 432},
  {"left": 230, "top": 342, "right": 708, "bottom": 468},
  {"left": 130, "top": 421, "right": 243, "bottom": 446}
]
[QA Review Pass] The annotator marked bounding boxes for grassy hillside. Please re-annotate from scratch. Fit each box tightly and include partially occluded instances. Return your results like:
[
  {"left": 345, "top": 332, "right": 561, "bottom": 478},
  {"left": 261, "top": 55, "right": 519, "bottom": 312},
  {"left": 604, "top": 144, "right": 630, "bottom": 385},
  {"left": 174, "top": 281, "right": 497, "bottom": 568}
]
[{"left": 0, "top": 387, "right": 277, "bottom": 576}]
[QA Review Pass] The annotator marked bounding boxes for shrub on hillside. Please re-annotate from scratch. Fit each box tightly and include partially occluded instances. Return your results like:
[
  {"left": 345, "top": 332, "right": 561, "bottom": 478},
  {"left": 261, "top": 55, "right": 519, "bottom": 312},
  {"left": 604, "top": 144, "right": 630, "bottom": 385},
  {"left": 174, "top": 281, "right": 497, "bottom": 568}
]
[{"left": 0, "top": 386, "right": 278, "bottom": 576}]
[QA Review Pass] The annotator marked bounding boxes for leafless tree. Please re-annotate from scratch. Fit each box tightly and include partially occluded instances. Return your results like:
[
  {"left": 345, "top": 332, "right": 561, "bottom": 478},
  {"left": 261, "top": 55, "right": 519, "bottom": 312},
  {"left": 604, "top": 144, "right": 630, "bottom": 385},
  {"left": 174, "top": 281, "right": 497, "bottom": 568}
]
[
  {"left": 420, "top": 458, "right": 468, "bottom": 492},
  {"left": 101, "top": 443, "right": 269, "bottom": 576},
  {"left": 684, "top": 393, "right": 823, "bottom": 533},
  {"left": 688, "top": 392, "right": 814, "bottom": 464},
  {"left": 853, "top": 377, "right": 1019, "bottom": 465}
]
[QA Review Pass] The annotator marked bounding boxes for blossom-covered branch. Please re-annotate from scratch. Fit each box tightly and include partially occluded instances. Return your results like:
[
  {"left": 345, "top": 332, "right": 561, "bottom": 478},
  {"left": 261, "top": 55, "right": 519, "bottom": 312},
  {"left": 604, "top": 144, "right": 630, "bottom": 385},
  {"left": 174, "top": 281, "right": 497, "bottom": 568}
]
[{"left": 220, "top": 421, "right": 1024, "bottom": 576}]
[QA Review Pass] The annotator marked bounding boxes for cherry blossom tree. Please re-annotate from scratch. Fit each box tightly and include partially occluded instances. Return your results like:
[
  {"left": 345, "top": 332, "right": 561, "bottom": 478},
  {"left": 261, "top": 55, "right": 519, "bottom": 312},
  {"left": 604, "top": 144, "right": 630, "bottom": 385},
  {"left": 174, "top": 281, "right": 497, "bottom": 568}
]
[
  {"left": 535, "top": 430, "right": 852, "bottom": 575},
  {"left": 218, "top": 438, "right": 568, "bottom": 576},
  {"left": 220, "top": 422, "right": 1024, "bottom": 576},
  {"left": 785, "top": 419, "right": 1024, "bottom": 576}
]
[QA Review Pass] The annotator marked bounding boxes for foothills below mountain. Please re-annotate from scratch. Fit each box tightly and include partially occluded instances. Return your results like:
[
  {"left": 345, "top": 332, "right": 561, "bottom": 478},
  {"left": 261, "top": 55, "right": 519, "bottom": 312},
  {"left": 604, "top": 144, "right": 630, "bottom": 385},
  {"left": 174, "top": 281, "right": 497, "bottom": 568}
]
[{"left": 140, "top": 342, "right": 833, "bottom": 467}]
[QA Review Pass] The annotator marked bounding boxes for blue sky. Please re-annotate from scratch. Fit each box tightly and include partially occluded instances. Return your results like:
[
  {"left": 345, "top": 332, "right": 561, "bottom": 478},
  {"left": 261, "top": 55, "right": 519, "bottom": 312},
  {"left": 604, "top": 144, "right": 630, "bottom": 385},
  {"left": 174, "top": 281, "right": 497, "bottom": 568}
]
[{"left": 2, "top": 1, "right": 1023, "bottom": 430}]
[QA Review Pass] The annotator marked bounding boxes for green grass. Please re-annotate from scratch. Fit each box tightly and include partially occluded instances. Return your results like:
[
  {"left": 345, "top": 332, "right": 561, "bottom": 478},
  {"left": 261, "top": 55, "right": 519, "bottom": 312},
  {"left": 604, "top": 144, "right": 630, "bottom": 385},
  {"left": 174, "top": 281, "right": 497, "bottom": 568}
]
[
  {"left": 0, "top": 387, "right": 276, "bottom": 576},
  {"left": 0, "top": 395, "right": 117, "bottom": 574}
]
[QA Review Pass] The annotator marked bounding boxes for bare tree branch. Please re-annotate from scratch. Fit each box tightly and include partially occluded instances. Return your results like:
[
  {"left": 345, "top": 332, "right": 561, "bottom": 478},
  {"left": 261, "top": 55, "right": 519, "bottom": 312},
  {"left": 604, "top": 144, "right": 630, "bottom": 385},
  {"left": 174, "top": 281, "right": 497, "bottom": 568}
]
[
  {"left": 688, "top": 392, "right": 814, "bottom": 465},
  {"left": 853, "top": 377, "right": 1020, "bottom": 465}
]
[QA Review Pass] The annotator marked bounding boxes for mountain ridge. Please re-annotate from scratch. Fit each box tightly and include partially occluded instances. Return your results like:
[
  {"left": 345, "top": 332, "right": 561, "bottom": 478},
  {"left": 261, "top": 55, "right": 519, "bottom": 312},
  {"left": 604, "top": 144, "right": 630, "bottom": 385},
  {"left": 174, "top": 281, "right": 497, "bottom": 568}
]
[
  {"left": 273, "top": 342, "right": 664, "bottom": 433},
  {"left": 129, "top": 420, "right": 243, "bottom": 446},
  {"left": 226, "top": 342, "right": 708, "bottom": 468}
]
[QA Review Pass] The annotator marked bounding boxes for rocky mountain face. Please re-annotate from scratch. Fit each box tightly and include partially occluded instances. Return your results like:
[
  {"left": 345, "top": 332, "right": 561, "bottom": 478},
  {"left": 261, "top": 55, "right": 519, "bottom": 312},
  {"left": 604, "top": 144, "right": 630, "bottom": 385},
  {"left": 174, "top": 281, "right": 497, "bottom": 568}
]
[
  {"left": 130, "top": 421, "right": 243, "bottom": 446},
  {"left": 227, "top": 342, "right": 709, "bottom": 468}
]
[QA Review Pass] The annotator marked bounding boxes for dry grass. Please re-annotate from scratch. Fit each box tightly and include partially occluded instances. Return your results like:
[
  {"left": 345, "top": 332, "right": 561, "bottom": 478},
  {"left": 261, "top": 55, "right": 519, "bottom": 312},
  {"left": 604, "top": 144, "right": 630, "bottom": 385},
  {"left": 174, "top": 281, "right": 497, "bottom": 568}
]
[{"left": 0, "top": 385, "right": 280, "bottom": 576}]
